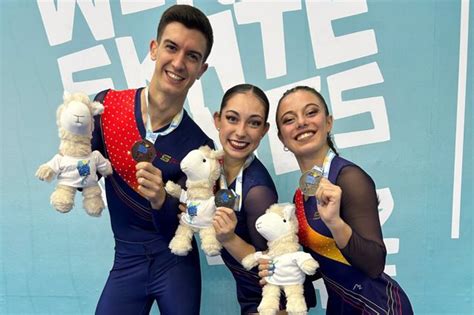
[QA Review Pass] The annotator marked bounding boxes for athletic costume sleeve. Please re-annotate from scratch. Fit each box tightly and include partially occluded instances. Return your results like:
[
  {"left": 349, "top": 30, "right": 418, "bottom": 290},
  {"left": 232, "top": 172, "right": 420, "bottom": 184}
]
[
  {"left": 243, "top": 185, "right": 277, "bottom": 251},
  {"left": 336, "top": 165, "right": 386, "bottom": 278}
]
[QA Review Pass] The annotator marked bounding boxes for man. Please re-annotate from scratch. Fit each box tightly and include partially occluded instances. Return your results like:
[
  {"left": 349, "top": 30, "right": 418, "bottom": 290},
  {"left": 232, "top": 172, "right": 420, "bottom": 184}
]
[{"left": 92, "top": 5, "right": 214, "bottom": 314}]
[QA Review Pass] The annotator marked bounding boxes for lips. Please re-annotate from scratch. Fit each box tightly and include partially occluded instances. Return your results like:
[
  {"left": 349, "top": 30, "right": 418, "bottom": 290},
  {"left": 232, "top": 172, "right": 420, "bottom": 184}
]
[{"left": 228, "top": 139, "right": 249, "bottom": 150}]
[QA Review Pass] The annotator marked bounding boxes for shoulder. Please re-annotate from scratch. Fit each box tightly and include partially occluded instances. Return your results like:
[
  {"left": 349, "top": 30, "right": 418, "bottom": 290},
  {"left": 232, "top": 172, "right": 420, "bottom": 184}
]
[
  {"left": 177, "top": 110, "right": 213, "bottom": 147},
  {"left": 333, "top": 156, "right": 375, "bottom": 189},
  {"left": 94, "top": 88, "right": 139, "bottom": 105},
  {"left": 244, "top": 158, "right": 276, "bottom": 190}
]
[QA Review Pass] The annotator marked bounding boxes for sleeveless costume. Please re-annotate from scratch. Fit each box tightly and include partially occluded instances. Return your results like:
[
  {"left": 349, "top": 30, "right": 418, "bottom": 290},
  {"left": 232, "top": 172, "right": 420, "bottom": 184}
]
[
  {"left": 91, "top": 88, "right": 214, "bottom": 315},
  {"left": 295, "top": 156, "right": 413, "bottom": 315}
]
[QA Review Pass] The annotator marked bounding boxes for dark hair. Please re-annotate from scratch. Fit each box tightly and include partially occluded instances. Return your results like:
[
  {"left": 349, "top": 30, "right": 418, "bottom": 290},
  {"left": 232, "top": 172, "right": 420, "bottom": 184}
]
[
  {"left": 276, "top": 86, "right": 338, "bottom": 155},
  {"left": 156, "top": 5, "right": 214, "bottom": 62},
  {"left": 219, "top": 84, "right": 270, "bottom": 122}
]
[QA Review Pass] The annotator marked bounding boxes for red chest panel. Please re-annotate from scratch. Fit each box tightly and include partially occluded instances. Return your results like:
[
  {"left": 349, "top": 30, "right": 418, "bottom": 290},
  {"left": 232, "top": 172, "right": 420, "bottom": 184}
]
[{"left": 101, "top": 89, "right": 141, "bottom": 192}]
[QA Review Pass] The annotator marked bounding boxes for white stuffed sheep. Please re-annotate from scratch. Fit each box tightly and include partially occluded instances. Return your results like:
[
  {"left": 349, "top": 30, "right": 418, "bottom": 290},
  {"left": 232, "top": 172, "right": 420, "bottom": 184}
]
[
  {"left": 35, "top": 91, "right": 112, "bottom": 216},
  {"left": 242, "top": 203, "right": 319, "bottom": 315},
  {"left": 165, "top": 145, "right": 224, "bottom": 256}
]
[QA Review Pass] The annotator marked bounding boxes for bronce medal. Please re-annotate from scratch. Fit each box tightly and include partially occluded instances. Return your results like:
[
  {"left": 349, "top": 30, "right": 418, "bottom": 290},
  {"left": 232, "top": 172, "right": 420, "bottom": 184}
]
[
  {"left": 299, "top": 168, "right": 322, "bottom": 196},
  {"left": 131, "top": 139, "right": 156, "bottom": 162},
  {"left": 215, "top": 189, "right": 238, "bottom": 210}
]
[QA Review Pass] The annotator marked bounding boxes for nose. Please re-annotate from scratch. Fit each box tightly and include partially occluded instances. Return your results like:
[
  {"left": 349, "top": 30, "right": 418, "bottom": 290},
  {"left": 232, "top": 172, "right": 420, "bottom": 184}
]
[
  {"left": 296, "top": 115, "right": 307, "bottom": 129},
  {"left": 172, "top": 52, "right": 186, "bottom": 71},
  {"left": 235, "top": 122, "right": 246, "bottom": 138}
]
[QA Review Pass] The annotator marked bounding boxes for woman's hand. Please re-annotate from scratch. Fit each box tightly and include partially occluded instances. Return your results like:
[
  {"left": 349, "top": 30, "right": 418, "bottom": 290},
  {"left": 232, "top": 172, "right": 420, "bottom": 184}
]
[
  {"left": 136, "top": 162, "right": 166, "bottom": 209},
  {"left": 315, "top": 177, "right": 342, "bottom": 228},
  {"left": 257, "top": 257, "right": 274, "bottom": 286},
  {"left": 213, "top": 206, "right": 238, "bottom": 244}
]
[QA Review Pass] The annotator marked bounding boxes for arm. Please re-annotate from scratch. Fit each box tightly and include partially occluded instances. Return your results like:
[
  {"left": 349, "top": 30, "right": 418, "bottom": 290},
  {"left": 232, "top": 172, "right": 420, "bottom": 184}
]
[
  {"left": 213, "top": 185, "right": 277, "bottom": 263},
  {"left": 317, "top": 165, "right": 386, "bottom": 278},
  {"left": 337, "top": 166, "right": 386, "bottom": 278}
]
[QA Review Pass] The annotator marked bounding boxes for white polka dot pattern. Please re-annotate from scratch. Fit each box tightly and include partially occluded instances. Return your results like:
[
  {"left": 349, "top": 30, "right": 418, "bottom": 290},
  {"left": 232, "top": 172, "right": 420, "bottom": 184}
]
[{"left": 102, "top": 89, "right": 141, "bottom": 192}]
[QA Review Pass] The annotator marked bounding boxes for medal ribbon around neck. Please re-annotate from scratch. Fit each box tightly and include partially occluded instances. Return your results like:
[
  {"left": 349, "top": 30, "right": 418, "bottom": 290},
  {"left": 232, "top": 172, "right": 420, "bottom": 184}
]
[
  {"left": 219, "top": 154, "right": 255, "bottom": 212},
  {"left": 144, "top": 86, "right": 183, "bottom": 144}
]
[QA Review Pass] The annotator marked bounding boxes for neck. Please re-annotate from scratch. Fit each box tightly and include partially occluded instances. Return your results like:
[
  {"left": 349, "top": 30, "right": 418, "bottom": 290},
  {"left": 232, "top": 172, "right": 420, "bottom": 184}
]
[
  {"left": 223, "top": 155, "right": 246, "bottom": 184},
  {"left": 267, "top": 233, "right": 301, "bottom": 257},
  {"left": 143, "top": 84, "right": 185, "bottom": 131},
  {"left": 297, "top": 145, "right": 330, "bottom": 172}
]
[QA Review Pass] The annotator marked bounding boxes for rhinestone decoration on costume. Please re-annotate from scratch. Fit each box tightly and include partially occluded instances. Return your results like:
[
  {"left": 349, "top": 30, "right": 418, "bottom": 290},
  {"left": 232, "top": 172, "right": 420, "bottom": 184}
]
[{"left": 295, "top": 189, "right": 350, "bottom": 265}]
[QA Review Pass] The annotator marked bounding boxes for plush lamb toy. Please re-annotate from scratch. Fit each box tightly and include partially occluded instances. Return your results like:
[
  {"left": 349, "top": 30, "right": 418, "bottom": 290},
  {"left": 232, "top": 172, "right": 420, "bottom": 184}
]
[
  {"left": 242, "top": 203, "right": 319, "bottom": 315},
  {"left": 165, "top": 145, "right": 224, "bottom": 256},
  {"left": 35, "top": 91, "right": 112, "bottom": 216}
]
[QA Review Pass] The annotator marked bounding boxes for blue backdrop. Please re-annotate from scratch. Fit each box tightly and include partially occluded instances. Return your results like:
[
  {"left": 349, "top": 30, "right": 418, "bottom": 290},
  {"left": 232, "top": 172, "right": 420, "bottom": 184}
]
[{"left": 1, "top": 1, "right": 472, "bottom": 314}]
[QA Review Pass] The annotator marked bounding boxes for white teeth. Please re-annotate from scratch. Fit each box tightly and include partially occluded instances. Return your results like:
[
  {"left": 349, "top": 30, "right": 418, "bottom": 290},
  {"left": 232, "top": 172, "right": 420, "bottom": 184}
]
[
  {"left": 229, "top": 140, "right": 248, "bottom": 149},
  {"left": 296, "top": 132, "right": 314, "bottom": 141},
  {"left": 166, "top": 71, "right": 184, "bottom": 81}
]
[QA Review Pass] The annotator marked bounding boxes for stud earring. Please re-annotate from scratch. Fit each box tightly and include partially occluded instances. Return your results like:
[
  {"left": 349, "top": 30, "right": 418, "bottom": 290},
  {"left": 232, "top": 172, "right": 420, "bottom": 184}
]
[{"left": 283, "top": 146, "right": 289, "bottom": 152}]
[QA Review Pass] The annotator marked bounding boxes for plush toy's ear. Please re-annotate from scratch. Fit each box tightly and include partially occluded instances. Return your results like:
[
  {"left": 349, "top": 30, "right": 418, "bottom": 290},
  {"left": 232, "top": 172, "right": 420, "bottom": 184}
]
[
  {"left": 63, "top": 90, "right": 71, "bottom": 102},
  {"left": 90, "top": 101, "right": 105, "bottom": 116},
  {"left": 282, "top": 203, "right": 295, "bottom": 222},
  {"left": 210, "top": 149, "right": 225, "bottom": 160}
]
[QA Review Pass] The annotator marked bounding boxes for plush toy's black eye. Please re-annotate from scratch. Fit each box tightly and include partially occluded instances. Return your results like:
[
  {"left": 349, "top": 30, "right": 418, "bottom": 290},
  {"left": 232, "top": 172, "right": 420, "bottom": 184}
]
[
  {"left": 283, "top": 219, "right": 287, "bottom": 223},
  {"left": 202, "top": 158, "right": 207, "bottom": 163}
]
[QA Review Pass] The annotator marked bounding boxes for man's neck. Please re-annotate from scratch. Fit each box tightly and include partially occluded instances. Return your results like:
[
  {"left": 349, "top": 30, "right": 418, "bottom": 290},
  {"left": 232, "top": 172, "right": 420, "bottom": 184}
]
[{"left": 142, "top": 86, "right": 186, "bottom": 131}]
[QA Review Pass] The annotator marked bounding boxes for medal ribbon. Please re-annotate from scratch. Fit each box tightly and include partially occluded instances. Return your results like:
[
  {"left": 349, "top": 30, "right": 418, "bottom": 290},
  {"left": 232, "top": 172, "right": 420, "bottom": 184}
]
[
  {"left": 219, "top": 154, "right": 255, "bottom": 211},
  {"left": 314, "top": 149, "right": 336, "bottom": 179},
  {"left": 144, "top": 86, "right": 183, "bottom": 144}
]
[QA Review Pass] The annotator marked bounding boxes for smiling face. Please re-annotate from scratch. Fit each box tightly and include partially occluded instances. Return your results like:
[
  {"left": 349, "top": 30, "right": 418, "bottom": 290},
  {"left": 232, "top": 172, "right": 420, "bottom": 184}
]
[
  {"left": 214, "top": 92, "right": 269, "bottom": 163},
  {"left": 276, "top": 90, "right": 333, "bottom": 161},
  {"left": 150, "top": 22, "right": 208, "bottom": 100}
]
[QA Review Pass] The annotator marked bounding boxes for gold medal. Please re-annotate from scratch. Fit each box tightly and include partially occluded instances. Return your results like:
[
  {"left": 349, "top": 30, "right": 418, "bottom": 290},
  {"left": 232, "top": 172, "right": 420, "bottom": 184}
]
[
  {"left": 299, "top": 168, "right": 322, "bottom": 196},
  {"left": 131, "top": 139, "right": 156, "bottom": 162}
]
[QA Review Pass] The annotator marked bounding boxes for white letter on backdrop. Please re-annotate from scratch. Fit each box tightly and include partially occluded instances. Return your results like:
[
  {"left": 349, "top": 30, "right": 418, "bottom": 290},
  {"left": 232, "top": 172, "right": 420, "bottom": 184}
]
[
  {"left": 266, "top": 77, "right": 321, "bottom": 175},
  {"left": 234, "top": 0, "right": 301, "bottom": 79},
  {"left": 327, "top": 62, "right": 390, "bottom": 148},
  {"left": 120, "top": 0, "right": 164, "bottom": 15},
  {"left": 37, "top": 0, "right": 114, "bottom": 46},
  {"left": 187, "top": 10, "right": 245, "bottom": 145},
  {"left": 377, "top": 187, "right": 399, "bottom": 277},
  {"left": 58, "top": 45, "right": 114, "bottom": 95},
  {"left": 116, "top": 37, "right": 154, "bottom": 89},
  {"left": 306, "top": 0, "right": 377, "bottom": 69}
]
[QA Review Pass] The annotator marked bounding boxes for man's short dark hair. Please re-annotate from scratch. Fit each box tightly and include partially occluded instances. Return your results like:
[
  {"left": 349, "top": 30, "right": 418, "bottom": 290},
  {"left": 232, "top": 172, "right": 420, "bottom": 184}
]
[{"left": 157, "top": 5, "right": 214, "bottom": 62}]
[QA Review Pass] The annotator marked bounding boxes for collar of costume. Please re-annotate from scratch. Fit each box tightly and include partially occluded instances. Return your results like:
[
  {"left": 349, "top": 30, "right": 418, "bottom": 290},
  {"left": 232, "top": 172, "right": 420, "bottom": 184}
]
[
  {"left": 219, "top": 154, "right": 255, "bottom": 211},
  {"left": 144, "top": 85, "right": 183, "bottom": 144}
]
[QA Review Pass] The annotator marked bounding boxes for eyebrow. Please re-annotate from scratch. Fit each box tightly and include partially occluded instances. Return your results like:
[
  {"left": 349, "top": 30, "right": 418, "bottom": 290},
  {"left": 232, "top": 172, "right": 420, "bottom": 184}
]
[
  {"left": 225, "top": 109, "right": 264, "bottom": 120},
  {"left": 163, "top": 39, "right": 204, "bottom": 60},
  {"left": 279, "top": 102, "right": 321, "bottom": 118}
]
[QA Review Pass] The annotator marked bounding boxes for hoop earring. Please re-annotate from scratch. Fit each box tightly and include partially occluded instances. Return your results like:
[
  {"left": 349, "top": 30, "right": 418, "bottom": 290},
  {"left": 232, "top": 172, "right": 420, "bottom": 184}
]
[{"left": 283, "top": 146, "right": 289, "bottom": 152}]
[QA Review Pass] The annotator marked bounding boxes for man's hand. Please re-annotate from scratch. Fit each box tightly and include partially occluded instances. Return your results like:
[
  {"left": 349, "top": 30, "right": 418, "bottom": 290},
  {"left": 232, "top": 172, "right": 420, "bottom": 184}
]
[{"left": 136, "top": 162, "right": 166, "bottom": 209}]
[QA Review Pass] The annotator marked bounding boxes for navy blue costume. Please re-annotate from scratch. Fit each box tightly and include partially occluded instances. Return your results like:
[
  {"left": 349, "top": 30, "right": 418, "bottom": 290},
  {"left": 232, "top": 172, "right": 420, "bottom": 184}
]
[
  {"left": 92, "top": 88, "right": 213, "bottom": 315},
  {"left": 295, "top": 156, "right": 413, "bottom": 314},
  {"left": 220, "top": 158, "right": 316, "bottom": 314}
]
